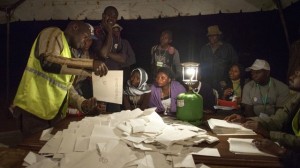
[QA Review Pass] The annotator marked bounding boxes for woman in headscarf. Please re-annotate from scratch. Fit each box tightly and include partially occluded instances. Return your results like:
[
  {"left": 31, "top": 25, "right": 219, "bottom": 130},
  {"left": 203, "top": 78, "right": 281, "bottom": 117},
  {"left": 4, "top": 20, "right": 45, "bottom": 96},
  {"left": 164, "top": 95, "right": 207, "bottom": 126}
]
[
  {"left": 123, "top": 68, "right": 151, "bottom": 110},
  {"left": 149, "top": 67, "right": 186, "bottom": 116}
]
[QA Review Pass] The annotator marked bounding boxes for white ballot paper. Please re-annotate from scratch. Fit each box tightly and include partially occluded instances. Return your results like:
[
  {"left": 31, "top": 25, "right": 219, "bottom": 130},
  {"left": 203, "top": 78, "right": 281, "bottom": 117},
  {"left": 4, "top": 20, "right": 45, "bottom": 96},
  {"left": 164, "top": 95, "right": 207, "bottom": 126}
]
[
  {"left": 228, "top": 138, "right": 276, "bottom": 157},
  {"left": 92, "top": 70, "right": 123, "bottom": 104}
]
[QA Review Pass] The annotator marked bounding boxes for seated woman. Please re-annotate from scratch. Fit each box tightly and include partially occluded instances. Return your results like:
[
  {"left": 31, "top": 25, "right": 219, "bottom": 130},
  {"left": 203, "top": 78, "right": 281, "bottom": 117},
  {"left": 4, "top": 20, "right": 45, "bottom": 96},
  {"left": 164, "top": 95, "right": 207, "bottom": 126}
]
[
  {"left": 220, "top": 63, "right": 245, "bottom": 105},
  {"left": 123, "top": 68, "right": 151, "bottom": 110},
  {"left": 149, "top": 67, "right": 186, "bottom": 115}
]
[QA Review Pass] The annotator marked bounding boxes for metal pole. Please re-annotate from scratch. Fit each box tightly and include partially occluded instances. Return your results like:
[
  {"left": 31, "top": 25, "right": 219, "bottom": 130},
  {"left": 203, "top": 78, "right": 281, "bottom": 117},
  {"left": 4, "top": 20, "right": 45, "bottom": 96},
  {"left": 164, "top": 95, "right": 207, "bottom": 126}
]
[{"left": 5, "top": 9, "right": 11, "bottom": 112}]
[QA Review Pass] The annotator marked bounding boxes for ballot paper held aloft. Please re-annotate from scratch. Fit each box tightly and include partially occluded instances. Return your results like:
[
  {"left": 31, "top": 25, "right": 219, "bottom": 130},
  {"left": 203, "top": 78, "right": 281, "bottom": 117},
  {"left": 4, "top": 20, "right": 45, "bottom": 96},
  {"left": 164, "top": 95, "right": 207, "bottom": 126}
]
[
  {"left": 207, "top": 118, "right": 256, "bottom": 135},
  {"left": 92, "top": 70, "right": 123, "bottom": 104}
]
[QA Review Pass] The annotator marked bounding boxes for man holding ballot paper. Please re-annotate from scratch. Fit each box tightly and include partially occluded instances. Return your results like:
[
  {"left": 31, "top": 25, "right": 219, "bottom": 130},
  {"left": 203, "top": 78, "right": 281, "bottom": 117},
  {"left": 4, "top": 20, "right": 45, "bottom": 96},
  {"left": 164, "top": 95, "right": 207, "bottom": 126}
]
[{"left": 11, "top": 21, "right": 108, "bottom": 137}]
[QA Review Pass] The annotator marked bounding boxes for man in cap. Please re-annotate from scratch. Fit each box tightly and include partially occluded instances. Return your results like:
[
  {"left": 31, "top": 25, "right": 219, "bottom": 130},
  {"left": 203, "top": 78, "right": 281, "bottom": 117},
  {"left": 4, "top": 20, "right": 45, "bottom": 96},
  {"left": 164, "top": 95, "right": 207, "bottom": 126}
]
[
  {"left": 11, "top": 21, "right": 108, "bottom": 136},
  {"left": 224, "top": 65, "right": 300, "bottom": 168},
  {"left": 241, "top": 59, "right": 289, "bottom": 117},
  {"left": 199, "top": 25, "right": 238, "bottom": 93}
]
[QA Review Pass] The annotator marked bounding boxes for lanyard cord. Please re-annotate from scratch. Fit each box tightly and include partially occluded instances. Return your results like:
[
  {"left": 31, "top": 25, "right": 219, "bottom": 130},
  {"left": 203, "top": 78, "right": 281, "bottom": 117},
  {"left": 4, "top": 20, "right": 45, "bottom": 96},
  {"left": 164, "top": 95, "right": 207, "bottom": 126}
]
[{"left": 155, "top": 46, "right": 170, "bottom": 61}]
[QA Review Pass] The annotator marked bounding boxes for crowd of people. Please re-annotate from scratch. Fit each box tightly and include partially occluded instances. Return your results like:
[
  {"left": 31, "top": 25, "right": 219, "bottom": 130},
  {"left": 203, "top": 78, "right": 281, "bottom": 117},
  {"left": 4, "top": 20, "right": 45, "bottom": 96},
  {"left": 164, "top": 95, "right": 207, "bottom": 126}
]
[{"left": 9, "top": 5, "right": 300, "bottom": 167}]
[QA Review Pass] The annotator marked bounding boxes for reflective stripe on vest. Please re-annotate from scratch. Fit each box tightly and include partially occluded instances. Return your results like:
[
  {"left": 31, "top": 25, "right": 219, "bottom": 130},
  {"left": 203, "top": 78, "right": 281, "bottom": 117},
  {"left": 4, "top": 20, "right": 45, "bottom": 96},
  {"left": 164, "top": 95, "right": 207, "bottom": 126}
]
[{"left": 25, "top": 66, "right": 69, "bottom": 91}]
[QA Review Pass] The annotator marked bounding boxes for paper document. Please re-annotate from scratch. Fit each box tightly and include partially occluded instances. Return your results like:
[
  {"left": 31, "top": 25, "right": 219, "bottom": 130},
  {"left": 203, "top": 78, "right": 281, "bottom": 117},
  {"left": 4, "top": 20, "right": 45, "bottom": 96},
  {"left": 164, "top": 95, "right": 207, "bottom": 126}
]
[
  {"left": 228, "top": 138, "right": 276, "bottom": 157},
  {"left": 92, "top": 70, "right": 123, "bottom": 104},
  {"left": 207, "top": 118, "right": 256, "bottom": 135}
]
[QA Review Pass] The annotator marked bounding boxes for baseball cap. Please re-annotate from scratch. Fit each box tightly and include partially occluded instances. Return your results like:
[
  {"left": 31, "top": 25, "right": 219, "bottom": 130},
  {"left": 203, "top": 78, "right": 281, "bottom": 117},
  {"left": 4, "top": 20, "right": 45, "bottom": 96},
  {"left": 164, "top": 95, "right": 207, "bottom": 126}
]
[
  {"left": 246, "top": 59, "right": 270, "bottom": 71},
  {"left": 86, "top": 23, "right": 97, "bottom": 40},
  {"left": 112, "top": 23, "right": 123, "bottom": 31}
]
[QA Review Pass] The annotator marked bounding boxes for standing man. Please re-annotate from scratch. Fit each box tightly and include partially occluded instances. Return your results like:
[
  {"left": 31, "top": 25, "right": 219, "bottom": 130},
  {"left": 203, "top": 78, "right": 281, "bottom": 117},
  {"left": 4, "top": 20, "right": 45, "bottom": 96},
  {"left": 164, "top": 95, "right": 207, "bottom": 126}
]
[
  {"left": 112, "top": 23, "right": 136, "bottom": 86},
  {"left": 199, "top": 25, "right": 238, "bottom": 92},
  {"left": 150, "top": 30, "right": 181, "bottom": 82},
  {"left": 92, "top": 6, "right": 125, "bottom": 112},
  {"left": 12, "top": 21, "right": 108, "bottom": 136}
]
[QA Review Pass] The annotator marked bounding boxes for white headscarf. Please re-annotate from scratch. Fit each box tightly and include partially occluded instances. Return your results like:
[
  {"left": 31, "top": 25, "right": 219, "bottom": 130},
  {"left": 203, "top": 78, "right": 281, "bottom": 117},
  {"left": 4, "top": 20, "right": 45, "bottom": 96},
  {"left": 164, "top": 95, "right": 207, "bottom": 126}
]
[{"left": 124, "top": 68, "right": 151, "bottom": 96}]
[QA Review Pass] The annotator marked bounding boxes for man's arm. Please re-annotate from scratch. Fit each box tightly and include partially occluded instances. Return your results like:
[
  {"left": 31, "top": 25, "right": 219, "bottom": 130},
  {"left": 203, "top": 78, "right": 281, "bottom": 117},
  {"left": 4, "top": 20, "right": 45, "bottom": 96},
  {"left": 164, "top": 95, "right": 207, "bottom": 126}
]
[
  {"left": 122, "top": 39, "right": 136, "bottom": 67},
  {"left": 251, "top": 92, "right": 300, "bottom": 132},
  {"left": 39, "top": 54, "right": 107, "bottom": 77},
  {"left": 241, "top": 82, "right": 256, "bottom": 117},
  {"left": 107, "top": 52, "right": 126, "bottom": 64},
  {"left": 94, "top": 26, "right": 114, "bottom": 59},
  {"left": 243, "top": 104, "right": 256, "bottom": 117},
  {"left": 173, "top": 49, "right": 182, "bottom": 76},
  {"left": 36, "top": 28, "right": 107, "bottom": 76}
]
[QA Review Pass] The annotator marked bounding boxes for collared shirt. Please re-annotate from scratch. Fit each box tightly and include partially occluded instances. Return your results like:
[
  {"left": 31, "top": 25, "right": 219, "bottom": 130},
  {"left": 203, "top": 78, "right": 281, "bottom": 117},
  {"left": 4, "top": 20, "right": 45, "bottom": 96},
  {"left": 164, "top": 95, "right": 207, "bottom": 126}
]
[{"left": 242, "top": 77, "right": 290, "bottom": 116}]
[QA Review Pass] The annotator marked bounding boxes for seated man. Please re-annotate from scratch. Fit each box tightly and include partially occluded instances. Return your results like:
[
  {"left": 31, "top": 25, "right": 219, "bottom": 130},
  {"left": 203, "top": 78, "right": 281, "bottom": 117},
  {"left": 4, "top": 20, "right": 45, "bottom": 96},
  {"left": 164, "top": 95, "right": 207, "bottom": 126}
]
[
  {"left": 225, "top": 65, "right": 300, "bottom": 167},
  {"left": 242, "top": 59, "right": 289, "bottom": 117}
]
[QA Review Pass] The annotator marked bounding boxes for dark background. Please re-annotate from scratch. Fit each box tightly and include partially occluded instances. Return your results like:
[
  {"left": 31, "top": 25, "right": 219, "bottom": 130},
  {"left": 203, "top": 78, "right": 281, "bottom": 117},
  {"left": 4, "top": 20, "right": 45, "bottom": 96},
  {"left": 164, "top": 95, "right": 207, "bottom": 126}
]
[{"left": 1, "top": 1, "right": 300, "bottom": 108}]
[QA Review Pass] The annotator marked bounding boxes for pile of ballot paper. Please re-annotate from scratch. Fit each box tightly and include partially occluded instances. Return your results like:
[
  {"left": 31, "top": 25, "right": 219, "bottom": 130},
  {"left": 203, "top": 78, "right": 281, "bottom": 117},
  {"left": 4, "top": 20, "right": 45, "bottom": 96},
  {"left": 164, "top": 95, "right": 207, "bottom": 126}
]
[
  {"left": 23, "top": 108, "right": 220, "bottom": 168},
  {"left": 207, "top": 118, "right": 256, "bottom": 135}
]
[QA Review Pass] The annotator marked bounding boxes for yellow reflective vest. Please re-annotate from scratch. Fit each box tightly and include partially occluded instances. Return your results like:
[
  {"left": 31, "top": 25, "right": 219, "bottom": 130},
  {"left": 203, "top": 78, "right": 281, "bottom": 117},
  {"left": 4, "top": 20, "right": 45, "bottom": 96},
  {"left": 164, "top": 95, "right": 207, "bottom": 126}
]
[{"left": 13, "top": 30, "right": 73, "bottom": 120}]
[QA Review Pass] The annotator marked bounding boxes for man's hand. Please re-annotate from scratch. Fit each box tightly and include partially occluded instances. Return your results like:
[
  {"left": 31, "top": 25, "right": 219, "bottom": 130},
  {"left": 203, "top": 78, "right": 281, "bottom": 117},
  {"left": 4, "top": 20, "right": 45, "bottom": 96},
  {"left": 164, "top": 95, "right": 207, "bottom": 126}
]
[
  {"left": 81, "top": 97, "right": 100, "bottom": 115},
  {"left": 242, "top": 121, "right": 270, "bottom": 138},
  {"left": 102, "top": 17, "right": 113, "bottom": 33},
  {"left": 93, "top": 60, "right": 108, "bottom": 77},
  {"left": 252, "top": 138, "right": 286, "bottom": 156},
  {"left": 224, "top": 114, "right": 246, "bottom": 123}
]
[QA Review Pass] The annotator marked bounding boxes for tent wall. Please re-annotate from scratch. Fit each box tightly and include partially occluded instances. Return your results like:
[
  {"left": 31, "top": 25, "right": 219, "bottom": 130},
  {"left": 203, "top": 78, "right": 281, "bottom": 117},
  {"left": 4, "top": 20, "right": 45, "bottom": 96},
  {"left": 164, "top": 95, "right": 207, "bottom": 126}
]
[{"left": 0, "top": 1, "right": 299, "bottom": 106}]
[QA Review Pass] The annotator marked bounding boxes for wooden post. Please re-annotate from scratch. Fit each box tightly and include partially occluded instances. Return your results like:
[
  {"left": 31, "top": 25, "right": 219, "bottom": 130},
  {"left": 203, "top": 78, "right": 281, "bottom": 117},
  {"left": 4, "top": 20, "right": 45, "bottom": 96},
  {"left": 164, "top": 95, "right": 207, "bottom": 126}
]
[{"left": 5, "top": 9, "right": 11, "bottom": 112}]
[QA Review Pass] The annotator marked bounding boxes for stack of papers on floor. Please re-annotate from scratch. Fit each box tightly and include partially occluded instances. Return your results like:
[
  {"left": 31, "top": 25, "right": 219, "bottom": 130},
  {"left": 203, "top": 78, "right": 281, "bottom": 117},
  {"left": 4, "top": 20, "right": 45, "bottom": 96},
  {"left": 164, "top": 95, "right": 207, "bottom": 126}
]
[
  {"left": 207, "top": 118, "right": 256, "bottom": 135},
  {"left": 228, "top": 138, "right": 276, "bottom": 157}
]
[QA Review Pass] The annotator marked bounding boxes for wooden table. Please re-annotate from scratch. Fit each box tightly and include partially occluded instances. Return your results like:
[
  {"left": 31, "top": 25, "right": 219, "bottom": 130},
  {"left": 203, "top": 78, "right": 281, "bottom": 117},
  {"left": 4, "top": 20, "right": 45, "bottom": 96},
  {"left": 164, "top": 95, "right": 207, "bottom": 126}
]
[{"left": 18, "top": 113, "right": 282, "bottom": 168}]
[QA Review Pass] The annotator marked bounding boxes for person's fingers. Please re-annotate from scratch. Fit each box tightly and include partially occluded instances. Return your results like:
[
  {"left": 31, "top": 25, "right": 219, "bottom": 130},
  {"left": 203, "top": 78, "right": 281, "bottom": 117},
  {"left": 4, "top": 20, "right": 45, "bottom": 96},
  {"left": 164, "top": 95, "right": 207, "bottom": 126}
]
[
  {"left": 100, "top": 64, "right": 108, "bottom": 76},
  {"left": 224, "top": 115, "right": 233, "bottom": 121},
  {"left": 95, "top": 63, "right": 108, "bottom": 77},
  {"left": 243, "top": 121, "right": 256, "bottom": 129},
  {"left": 252, "top": 139, "right": 263, "bottom": 146},
  {"left": 224, "top": 114, "right": 239, "bottom": 122}
]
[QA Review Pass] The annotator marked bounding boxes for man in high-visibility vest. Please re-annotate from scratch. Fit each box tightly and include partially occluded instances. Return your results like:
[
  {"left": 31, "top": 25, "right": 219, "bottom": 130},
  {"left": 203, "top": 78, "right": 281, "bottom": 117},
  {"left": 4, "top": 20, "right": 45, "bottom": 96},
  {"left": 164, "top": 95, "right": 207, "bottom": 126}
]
[{"left": 11, "top": 21, "right": 108, "bottom": 136}]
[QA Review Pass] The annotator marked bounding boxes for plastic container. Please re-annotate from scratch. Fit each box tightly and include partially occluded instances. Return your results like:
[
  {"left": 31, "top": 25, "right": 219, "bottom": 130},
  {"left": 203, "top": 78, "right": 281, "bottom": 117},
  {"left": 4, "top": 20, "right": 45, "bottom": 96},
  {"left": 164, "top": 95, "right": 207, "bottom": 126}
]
[{"left": 176, "top": 91, "right": 203, "bottom": 126}]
